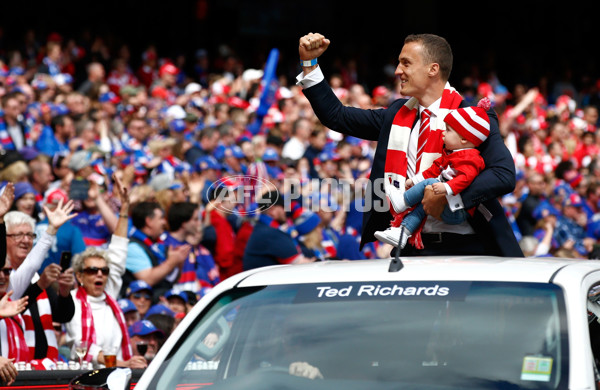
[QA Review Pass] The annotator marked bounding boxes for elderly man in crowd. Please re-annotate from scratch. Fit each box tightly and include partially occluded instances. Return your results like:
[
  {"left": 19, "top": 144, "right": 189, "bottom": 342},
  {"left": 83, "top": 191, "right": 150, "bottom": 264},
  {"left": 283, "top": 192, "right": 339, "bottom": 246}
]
[{"left": 3, "top": 182, "right": 76, "bottom": 367}]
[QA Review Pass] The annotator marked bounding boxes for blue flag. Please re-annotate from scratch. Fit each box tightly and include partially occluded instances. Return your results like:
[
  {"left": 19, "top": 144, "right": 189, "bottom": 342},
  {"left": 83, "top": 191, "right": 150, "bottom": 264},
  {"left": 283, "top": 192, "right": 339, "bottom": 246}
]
[{"left": 248, "top": 48, "right": 279, "bottom": 134}]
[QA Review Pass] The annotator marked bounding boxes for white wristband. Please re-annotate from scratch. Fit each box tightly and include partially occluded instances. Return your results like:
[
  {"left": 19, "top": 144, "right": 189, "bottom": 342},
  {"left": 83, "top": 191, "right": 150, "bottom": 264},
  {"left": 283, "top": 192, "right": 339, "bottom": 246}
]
[{"left": 300, "top": 58, "right": 318, "bottom": 67}]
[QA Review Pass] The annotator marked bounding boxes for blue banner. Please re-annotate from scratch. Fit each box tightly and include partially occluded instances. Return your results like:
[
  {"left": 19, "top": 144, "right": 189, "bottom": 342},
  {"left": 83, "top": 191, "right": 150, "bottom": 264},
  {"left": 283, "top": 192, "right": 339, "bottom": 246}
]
[{"left": 248, "top": 48, "right": 279, "bottom": 134}]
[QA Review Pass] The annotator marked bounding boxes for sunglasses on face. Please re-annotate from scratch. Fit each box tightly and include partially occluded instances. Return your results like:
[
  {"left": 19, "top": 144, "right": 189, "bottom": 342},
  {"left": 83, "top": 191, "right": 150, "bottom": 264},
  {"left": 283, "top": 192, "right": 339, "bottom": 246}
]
[
  {"left": 82, "top": 266, "right": 110, "bottom": 276},
  {"left": 131, "top": 292, "right": 152, "bottom": 300},
  {"left": 1, "top": 268, "right": 12, "bottom": 276}
]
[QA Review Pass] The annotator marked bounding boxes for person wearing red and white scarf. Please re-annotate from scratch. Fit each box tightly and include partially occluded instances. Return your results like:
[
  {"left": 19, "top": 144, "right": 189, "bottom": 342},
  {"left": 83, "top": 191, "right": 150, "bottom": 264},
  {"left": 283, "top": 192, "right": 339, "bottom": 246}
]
[
  {"left": 375, "top": 99, "right": 491, "bottom": 249},
  {"left": 4, "top": 194, "right": 78, "bottom": 368},
  {"left": 0, "top": 291, "right": 25, "bottom": 385},
  {"left": 65, "top": 175, "right": 146, "bottom": 369},
  {"left": 296, "top": 33, "right": 522, "bottom": 257},
  {"left": 1, "top": 261, "right": 33, "bottom": 366},
  {"left": 0, "top": 183, "right": 30, "bottom": 382}
]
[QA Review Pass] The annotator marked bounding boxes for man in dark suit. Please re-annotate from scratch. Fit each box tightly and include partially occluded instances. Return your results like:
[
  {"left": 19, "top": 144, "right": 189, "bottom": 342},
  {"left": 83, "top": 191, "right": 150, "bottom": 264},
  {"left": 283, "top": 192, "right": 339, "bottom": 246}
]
[{"left": 296, "top": 32, "right": 522, "bottom": 257}]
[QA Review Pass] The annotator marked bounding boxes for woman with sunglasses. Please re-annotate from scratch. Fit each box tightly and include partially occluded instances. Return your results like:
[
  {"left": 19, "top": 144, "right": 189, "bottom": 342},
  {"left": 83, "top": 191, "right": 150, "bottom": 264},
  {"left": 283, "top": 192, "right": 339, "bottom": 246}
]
[{"left": 65, "top": 175, "right": 147, "bottom": 369}]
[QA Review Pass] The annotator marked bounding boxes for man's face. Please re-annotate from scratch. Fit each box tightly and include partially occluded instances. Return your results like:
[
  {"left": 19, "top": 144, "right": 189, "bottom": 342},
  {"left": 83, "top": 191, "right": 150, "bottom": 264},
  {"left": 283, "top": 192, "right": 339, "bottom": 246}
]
[
  {"left": 65, "top": 95, "right": 86, "bottom": 115},
  {"left": 101, "top": 101, "right": 117, "bottom": 116},
  {"left": 183, "top": 209, "right": 201, "bottom": 236},
  {"left": 268, "top": 205, "right": 287, "bottom": 224},
  {"left": 131, "top": 333, "right": 160, "bottom": 359},
  {"left": 584, "top": 107, "right": 599, "bottom": 125},
  {"left": 395, "top": 41, "right": 432, "bottom": 100},
  {"left": 146, "top": 208, "right": 166, "bottom": 239},
  {"left": 2, "top": 97, "right": 21, "bottom": 121},
  {"left": 58, "top": 117, "right": 76, "bottom": 139},
  {"left": 128, "top": 120, "right": 149, "bottom": 142},
  {"left": 162, "top": 73, "right": 176, "bottom": 87},
  {"left": 311, "top": 132, "right": 327, "bottom": 150},
  {"left": 295, "top": 119, "right": 311, "bottom": 139},
  {"left": 527, "top": 175, "right": 546, "bottom": 196},
  {"left": 33, "top": 162, "right": 54, "bottom": 189},
  {"left": 551, "top": 123, "right": 568, "bottom": 139},
  {"left": 202, "top": 132, "right": 220, "bottom": 151},
  {"left": 322, "top": 160, "right": 338, "bottom": 177},
  {"left": 16, "top": 94, "right": 28, "bottom": 112},
  {"left": 6, "top": 223, "right": 35, "bottom": 267},
  {"left": 203, "top": 168, "right": 218, "bottom": 181},
  {"left": 224, "top": 156, "right": 241, "bottom": 171}
]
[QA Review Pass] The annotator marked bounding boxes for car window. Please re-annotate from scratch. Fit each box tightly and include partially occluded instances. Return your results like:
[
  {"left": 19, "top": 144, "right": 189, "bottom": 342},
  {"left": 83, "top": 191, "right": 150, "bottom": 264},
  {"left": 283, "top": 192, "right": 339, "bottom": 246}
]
[{"left": 151, "top": 281, "right": 568, "bottom": 389}]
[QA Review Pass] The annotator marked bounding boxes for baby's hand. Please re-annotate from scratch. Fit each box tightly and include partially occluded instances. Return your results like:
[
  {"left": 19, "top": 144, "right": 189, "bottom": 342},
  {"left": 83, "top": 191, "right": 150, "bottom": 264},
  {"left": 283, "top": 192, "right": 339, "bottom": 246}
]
[
  {"left": 405, "top": 179, "right": 414, "bottom": 189},
  {"left": 431, "top": 182, "right": 447, "bottom": 195}
]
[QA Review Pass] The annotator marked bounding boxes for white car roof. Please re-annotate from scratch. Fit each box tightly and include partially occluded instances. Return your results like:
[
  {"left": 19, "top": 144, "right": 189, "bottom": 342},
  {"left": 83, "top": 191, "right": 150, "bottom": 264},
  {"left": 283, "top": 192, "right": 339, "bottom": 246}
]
[
  {"left": 235, "top": 256, "right": 600, "bottom": 287},
  {"left": 138, "top": 256, "right": 600, "bottom": 390}
]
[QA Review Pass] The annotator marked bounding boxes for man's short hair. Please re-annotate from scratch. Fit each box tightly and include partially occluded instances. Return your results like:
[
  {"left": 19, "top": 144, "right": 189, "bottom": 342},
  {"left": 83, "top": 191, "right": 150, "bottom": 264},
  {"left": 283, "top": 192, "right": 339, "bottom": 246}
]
[
  {"left": 4, "top": 211, "right": 36, "bottom": 232},
  {"left": 199, "top": 126, "right": 218, "bottom": 141},
  {"left": 257, "top": 190, "right": 284, "bottom": 212},
  {"left": 167, "top": 202, "right": 198, "bottom": 231},
  {"left": 1, "top": 92, "right": 20, "bottom": 108},
  {"left": 126, "top": 117, "right": 148, "bottom": 128},
  {"left": 51, "top": 114, "right": 69, "bottom": 131},
  {"left": 131, "top": 201, "right": 162, "bottom": 230},
  {"left": 405, "top": 34, "right": 453, "bottom": 82}
]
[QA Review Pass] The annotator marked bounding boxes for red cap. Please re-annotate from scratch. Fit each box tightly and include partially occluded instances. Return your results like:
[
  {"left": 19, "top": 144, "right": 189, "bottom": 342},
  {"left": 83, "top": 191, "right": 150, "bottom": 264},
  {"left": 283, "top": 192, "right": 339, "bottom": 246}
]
[
  {"left": 372, "top": 86, "right": 389, "bottom": 97},
  {"left": 159, "top": 63, "right": 179, "bottom": 77},
  {"left": 45, "top": 188, "right": 68, "bottom": 205},
  {"left": 151, "top": 86, "right": 169, "bottom": 100}
]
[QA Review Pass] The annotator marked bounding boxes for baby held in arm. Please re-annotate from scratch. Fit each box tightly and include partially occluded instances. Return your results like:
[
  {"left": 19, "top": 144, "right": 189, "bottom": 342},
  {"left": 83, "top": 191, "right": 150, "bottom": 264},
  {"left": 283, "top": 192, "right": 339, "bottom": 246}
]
[{"left": 376, "top": 98, "right": 492, "bottom": 249}]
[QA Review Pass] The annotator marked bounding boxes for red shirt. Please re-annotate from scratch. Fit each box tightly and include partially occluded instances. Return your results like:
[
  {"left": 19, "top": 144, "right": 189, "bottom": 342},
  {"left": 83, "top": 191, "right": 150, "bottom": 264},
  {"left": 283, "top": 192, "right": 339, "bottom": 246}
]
[
  {"left": 422, "top": 148, "right": 486, "bottom": 196},
  {"left": 232, "top": 221, "right": 254, "bottom": 273},
  {"left": 209, "top": 209, "right": 242, "bottom": 280}
]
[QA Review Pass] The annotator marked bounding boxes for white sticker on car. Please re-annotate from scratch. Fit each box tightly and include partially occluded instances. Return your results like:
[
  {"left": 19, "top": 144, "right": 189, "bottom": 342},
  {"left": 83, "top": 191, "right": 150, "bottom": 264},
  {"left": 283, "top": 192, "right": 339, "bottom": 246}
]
[
  {"left": 294, "top": 282, "right": 471, "bottom": 302},
  {"left": 521, "top": 356, "right": 553, "bottom": 382}
]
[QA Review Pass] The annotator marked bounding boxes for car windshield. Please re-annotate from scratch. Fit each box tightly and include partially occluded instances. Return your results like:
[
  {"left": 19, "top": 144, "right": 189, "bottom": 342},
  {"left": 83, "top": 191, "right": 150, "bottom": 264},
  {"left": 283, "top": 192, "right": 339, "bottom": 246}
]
[{"left": 151, "top": 281, "right": 568, "bottom": 390}]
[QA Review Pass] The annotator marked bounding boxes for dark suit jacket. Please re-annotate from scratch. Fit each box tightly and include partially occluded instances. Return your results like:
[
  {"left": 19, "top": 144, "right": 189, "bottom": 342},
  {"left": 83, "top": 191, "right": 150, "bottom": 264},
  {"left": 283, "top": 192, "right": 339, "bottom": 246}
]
[{"left": 303, "top": 80, "right": 523, "bottom": 257}]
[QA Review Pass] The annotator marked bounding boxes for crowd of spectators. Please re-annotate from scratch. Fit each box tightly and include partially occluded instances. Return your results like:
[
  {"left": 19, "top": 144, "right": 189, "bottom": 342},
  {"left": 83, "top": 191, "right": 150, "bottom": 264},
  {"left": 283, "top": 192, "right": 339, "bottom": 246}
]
[{"left": 0, "top": 29, "right": 600, "bottom": 377}]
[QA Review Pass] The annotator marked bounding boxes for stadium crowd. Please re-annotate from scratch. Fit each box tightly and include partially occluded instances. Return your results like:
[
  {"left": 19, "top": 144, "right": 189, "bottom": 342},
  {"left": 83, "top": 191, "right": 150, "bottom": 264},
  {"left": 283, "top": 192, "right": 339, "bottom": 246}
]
[{"left": 0, "top": 29, "right": 600, "bottom": 379}]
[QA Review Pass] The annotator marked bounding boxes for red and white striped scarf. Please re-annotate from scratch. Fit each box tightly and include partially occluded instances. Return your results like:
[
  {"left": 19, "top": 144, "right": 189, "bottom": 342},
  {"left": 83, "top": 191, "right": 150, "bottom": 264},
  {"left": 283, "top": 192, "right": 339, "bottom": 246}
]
[
  {"left": 0, "top": 313, "right": 30, "bottom": 362},
  {"left": 384, "top": 83, "right": 463, "bottom": 248},
  {"left": 22, "top": 289, "right": 59, "bottom": 362},
  {"left": 76, "top": 286, "right": 133, "bottom": 362}
]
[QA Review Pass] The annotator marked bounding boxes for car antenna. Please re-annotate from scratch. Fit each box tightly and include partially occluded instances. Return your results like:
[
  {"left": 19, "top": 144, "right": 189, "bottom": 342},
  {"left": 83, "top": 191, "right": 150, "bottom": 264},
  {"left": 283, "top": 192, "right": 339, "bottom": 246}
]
[{"left": 388, "top": 229, "right": 404, "bottom": 272}]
